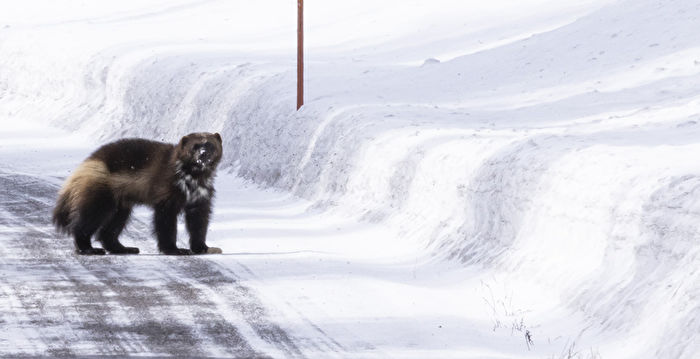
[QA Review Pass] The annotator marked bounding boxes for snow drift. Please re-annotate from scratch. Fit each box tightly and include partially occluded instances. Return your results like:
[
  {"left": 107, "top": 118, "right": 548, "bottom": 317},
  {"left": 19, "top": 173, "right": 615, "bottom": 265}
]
[{"left": 1, "top": 0, "right": 698, "bottom": 357}]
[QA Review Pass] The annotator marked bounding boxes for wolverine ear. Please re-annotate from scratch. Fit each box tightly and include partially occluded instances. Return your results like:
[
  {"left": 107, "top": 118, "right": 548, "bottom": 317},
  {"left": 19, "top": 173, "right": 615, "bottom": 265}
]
[
  {"left": 214, "top": 133, "right": 222, "bottom": 144},
  {"left": 180, "top": 136, "right": 189, "bottom": 149}
]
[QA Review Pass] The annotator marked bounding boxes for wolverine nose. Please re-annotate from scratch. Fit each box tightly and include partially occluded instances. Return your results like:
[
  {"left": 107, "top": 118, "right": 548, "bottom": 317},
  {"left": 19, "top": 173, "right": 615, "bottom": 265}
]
[{"left": 197, "top": 142, "right": 215, "bottom": 162}]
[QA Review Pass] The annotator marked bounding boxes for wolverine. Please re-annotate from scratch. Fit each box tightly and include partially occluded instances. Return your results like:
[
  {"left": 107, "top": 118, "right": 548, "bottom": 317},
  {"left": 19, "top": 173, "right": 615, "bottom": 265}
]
[{"left": 53, "top": 132, "right": 223, "bottom": 255}]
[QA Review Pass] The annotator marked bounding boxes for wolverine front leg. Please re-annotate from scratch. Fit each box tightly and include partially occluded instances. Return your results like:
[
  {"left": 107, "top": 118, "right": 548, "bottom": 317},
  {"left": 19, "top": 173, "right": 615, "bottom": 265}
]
[
  {"left": 154, "top": 203, "right": 192, "bottom": 255},
  {"left": 185, "top": 201, "right": 221, "bottom": 254}
]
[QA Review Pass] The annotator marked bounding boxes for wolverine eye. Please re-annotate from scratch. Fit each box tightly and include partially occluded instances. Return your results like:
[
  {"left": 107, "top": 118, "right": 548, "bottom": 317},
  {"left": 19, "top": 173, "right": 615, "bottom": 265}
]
[{"left": 196, "top": 142, "right": 214, "bottom": 152}]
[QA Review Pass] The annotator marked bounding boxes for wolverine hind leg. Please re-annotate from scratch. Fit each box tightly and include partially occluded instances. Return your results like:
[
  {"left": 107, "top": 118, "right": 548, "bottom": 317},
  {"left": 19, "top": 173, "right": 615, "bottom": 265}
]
[
  {"left": 97, "top": 205, "right": 139, "bottom": 254},
  {"left": 72, "top": 186, "right": 116, "bottom": 255}
]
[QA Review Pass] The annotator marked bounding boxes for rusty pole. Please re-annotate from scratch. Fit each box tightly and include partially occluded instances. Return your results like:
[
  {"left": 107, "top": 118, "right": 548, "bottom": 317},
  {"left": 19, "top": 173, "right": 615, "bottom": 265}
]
[{"left": 296, "top": 0, "right": 304, "bottom": 110}]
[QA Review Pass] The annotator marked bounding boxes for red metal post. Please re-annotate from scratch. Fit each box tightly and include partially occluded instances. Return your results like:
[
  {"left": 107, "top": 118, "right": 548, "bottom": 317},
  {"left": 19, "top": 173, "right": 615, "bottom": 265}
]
[{"left": 297, "top": 0, "right": 304, "bottom": 110}]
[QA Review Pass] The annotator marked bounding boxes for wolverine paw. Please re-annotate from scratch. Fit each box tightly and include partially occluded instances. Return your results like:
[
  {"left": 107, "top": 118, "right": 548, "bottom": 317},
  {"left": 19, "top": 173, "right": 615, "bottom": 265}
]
[
  {"left": 108, "top": 247, "right": 140, "bottom": 255},
  {"left": 161, "top": 248, "right": 193, "bottom": 255},
  {"left": 206, "top": 247, "right": 222, "bottom": 254},
  {"left": 76, "top": 248, "right": 106, "bottom": 255},
  {"left": 191, "top": 246, "right": 222, "bottom": 254}
]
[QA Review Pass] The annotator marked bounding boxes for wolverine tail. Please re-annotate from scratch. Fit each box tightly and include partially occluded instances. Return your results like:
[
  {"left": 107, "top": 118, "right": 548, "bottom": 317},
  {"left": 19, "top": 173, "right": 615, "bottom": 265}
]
[
  {"left": 52, "top": 192, "right": 73, "bottom": 234},
  {"left": 52, "top": 159, "right": 110, "bottom": 235}
]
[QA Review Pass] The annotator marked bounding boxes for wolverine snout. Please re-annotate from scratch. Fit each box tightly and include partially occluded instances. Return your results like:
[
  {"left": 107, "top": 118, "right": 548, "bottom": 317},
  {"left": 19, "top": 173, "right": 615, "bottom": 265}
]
[{"left": 195, "top": 142, "right": 216, "bottom": 165}]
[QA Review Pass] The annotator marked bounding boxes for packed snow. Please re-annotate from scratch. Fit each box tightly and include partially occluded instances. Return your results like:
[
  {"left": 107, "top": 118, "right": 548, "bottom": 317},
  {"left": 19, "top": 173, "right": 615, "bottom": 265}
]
[{"left": 1, "top": 0, "right": 699, "bottom": 358}]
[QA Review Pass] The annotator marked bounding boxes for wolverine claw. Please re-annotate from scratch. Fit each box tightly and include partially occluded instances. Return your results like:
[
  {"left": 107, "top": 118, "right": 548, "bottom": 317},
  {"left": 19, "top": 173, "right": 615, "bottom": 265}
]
[
  {"left": 77, "top": 248, "right": 106, "bottom": 255},
  {"left": 206, "top": 247, "right": 222, "bottom": 254},
  {"left": 192, "top": 246, "right": 222, "bottom": 255}
]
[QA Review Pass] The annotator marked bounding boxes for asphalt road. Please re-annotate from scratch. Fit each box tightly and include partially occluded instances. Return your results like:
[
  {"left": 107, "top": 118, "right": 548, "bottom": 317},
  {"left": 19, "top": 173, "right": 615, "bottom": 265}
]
[{"left": 0, "top": 171, "right": 312, "bottom": 358}]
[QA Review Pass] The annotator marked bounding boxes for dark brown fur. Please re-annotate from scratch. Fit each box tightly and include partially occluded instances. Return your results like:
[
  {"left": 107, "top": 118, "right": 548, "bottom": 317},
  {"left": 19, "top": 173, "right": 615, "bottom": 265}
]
[{"left": 53, "top": 132, "right": 223, "bottom": 255}]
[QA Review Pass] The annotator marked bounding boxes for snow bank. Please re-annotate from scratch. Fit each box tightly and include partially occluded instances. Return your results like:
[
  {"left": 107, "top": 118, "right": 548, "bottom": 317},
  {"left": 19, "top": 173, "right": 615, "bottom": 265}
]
[{"left": 1, "top": 0, "right": 699, "bottom": 357}]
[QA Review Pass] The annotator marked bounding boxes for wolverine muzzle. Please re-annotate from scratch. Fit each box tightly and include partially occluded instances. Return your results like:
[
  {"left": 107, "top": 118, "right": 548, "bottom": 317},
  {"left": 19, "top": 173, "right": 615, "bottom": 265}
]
[{"left": 195, "top": 142, "right": 216, "bottom": 167}]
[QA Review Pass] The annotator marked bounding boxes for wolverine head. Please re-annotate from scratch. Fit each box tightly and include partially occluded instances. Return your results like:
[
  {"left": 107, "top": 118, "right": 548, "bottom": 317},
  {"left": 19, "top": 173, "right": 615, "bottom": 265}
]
[{"left": 177, "top": 132, "right": 223, "bottom": 176}]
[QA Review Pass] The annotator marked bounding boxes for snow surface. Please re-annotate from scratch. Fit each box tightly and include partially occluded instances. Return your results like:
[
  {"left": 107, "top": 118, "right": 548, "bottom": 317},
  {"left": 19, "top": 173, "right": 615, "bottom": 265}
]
[{"left": 1, "top": 0, "right": 699, "bottom": 358}]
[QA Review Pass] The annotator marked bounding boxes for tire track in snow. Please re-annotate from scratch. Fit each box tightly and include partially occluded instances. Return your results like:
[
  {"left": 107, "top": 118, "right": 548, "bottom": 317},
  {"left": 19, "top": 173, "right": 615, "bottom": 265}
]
[
  {"left": 167, "top": 259, "right": 305, "bottom": 358},
  {"left": 0, "top": 174, "right": 83, "bottom": 356},
  {"left": 0, "top": 172, "right": 308, "bottom": 358}
]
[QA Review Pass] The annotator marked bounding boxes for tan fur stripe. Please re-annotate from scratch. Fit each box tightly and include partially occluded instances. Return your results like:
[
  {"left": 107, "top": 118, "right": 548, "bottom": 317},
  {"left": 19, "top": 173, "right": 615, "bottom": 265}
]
[
  {"left": 57, "top": 159, "right": 109, "bottom": 221},
  {"left": 59, "top": 160, "right": 108, "bottom": 200}
]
